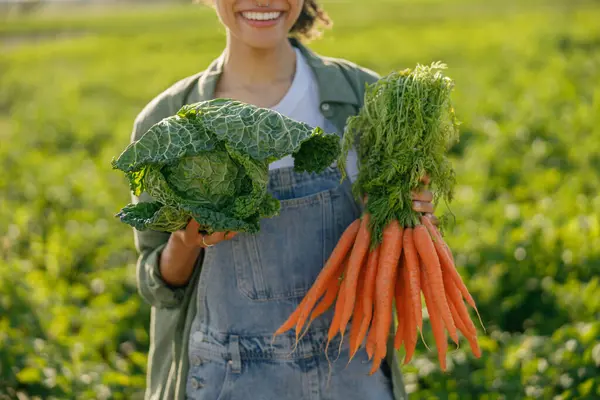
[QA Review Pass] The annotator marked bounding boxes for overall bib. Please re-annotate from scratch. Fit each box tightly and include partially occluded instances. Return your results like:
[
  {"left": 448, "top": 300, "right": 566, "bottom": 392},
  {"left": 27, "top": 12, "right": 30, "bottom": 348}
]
[{"left": 186, "top": 166, "right": 395, "bottom": 400}]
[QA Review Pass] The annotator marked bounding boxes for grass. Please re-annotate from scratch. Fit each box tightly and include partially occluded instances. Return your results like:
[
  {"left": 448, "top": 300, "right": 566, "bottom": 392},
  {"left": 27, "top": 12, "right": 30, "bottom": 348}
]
[{"left": 1, "top": 0, "right": 599, "bottom": 398}]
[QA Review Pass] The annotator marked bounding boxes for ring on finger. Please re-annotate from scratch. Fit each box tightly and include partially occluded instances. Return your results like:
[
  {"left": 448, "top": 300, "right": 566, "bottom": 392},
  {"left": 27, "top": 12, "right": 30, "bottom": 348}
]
[{"left": 202, "top": 235, "right": 214, "bottom": 248}]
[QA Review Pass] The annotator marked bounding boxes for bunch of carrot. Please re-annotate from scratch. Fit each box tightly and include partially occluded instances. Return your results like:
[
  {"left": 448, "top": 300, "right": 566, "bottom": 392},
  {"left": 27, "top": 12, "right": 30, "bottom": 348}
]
[
  {"left": 274, "top": 212, "right": 482, "bottom": 373},
  {"left": 273, "top": 62, "right": 484, "bottom": 373}
]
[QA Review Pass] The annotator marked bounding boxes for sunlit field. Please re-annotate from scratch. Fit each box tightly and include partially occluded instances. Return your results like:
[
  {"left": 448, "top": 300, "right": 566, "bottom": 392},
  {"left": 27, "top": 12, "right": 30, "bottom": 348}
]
[{"left": 1, "top": 0, "right": 599, "bottom": 398}]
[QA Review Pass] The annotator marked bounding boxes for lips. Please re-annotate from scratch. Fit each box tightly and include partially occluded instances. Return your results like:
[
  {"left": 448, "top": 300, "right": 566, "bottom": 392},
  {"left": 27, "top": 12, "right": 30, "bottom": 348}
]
[
  {"left": 238, "top": 10, "right": 285, "bottom": 28},
  {"left": 241, "top": 11, "right": 282, "bottom": 21}
]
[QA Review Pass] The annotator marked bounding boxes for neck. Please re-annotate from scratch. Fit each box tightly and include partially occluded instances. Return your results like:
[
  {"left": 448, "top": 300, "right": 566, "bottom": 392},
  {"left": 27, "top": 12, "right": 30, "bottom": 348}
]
[{"left": 219, "top": 36, "right": 297, "bottom": 89}]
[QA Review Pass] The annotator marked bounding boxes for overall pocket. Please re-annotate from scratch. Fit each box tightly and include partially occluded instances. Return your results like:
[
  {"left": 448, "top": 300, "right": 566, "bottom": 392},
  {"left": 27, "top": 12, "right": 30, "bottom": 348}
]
[
  {"left": 186, "top": 331, "right": 240, "bottom": 400},
  {"left": 186, "top": 358, "right": 233, "bottom": 400}
]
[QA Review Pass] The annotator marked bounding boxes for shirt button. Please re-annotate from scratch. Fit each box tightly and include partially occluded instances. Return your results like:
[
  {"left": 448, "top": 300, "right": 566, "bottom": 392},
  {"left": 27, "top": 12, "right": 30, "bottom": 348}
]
[
  {"left": 190, "top": 377, "right": 204, "bottom": 389},
  {"left": 191, "top": 355, "right": 203, "bottom": 366},
  {"left": 192, "top": 331, "right": 204, "bottom": 344}
]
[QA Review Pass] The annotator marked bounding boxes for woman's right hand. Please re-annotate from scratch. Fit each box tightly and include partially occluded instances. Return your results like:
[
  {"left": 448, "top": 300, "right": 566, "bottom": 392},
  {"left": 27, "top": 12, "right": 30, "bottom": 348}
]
[
  {"left": 173, "top": 218, "right": 238, "bottom": 249},
  {"left": 160, "top": 219, "right": 238, "bottom": 287}
]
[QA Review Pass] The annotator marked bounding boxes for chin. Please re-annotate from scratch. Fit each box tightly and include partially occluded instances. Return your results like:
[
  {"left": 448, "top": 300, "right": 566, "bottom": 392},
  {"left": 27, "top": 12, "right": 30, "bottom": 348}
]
[{"left": 239, "top": 34, "right": 288, "bottom": 50}]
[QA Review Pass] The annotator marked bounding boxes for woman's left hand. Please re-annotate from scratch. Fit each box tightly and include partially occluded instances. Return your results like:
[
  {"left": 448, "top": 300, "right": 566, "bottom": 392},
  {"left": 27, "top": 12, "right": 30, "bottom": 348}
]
[{"left": 411, "top": 174, "right": 439, "bottom": 226}]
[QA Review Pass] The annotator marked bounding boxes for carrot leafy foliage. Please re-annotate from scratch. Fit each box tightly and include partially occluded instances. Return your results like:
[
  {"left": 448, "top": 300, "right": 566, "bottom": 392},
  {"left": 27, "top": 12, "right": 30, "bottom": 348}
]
[{"left": 338, "top": 62, "right": 460, "bottom": 246}]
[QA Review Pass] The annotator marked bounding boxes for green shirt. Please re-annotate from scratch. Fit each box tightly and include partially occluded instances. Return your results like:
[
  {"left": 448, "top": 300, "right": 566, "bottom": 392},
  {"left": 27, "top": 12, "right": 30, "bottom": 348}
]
[{"left": 130, "top": 38, "right": 407, "bottom": 400}]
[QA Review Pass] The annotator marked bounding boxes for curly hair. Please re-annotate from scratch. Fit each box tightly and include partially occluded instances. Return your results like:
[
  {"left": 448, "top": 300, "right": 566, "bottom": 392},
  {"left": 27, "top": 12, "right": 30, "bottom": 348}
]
[
  {"left": 289, "top": 0, "right": 332, "bottom": 41},
  {"left": 197, "top": 0, "right": 332, "bottom": 41}
]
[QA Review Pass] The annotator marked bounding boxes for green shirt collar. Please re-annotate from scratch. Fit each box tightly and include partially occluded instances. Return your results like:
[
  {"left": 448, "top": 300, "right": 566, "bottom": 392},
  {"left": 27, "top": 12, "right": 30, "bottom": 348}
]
[{"left": 196, "top": 38, "right": 360, "bottom": 109}]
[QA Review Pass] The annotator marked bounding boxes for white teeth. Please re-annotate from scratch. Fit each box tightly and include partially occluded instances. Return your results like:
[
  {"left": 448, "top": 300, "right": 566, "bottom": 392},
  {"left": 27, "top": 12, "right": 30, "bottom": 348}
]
[{"left": 241, "top": 11, "right": 281, "bottom": 21}]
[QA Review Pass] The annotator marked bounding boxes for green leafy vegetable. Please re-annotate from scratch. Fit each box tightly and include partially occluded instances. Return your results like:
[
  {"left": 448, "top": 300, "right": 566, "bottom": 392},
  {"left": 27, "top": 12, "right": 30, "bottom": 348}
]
[
  {"left": 338, "top": 62, "right": 460, "bottom": 245},
  {"left": 112, "top": 98, "right": 341, "bottom": 234}
]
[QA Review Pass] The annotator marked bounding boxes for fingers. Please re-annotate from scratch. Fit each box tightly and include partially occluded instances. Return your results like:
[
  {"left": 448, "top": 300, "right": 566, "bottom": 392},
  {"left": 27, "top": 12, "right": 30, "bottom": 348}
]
[
  {"left": 411, "top": 189, "right": 433, "bottom": 203},
  {"left": 178, "top": 219, "right": 200, "bottom": 247},
  {"left": 201, "top": 231, "right": 238, "bottom": 247},
  {"left": 180, "top": 218, "right": 238, "bottom": 248},
  {"left": 223, "top": 231, "right": 238, "bottom": 240},
  {"left": 424, "top": 213, "right": 439, "bottom": 227},
  {"left": 412, "top": 200, "right": 434, "bottom": 214},
  {"left": 411, "top": 184, "right": 434, "bottom": 214},
  {"left": 185, "top": 218, "right": 200, "bottom": 233}
]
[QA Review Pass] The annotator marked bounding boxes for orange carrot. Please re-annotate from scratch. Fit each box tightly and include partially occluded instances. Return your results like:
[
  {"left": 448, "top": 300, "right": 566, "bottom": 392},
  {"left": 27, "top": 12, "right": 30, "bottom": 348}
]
[
  {"left": 422, "top": 217, "right": 455, "bottom": 269},
  {"left": 421, "top": 215, "right": 485, "bottom": 336},
  {"left": 402, "top": 254, "right": 417, "bottom": 364},
  {"left": 442, "top": 269, "right": 476, "bottom": 337},
  {"left": 370, "top": 220, "right": 403, "bottom": 375},
  {"left": 448, "top": 299, "right": 469, "bottom": 336},
  {"left": 421, "top": 216, "right": 453, "bottom": 260},
  {"left": 448, "top": 299, "right": 481, "bottom": 357},
  {"left": 308, "top": 264, "right": 344, "bottom": 323},
  {"left": 413, "top": 224, "right": 459, "bottom": 344},
  {"left": 443, "top": 270, "right": 482, "bottom": 358},
  {"left": 327, "top": 272, "right": 348, "bottom": 344},
  {"left": 420, "top": 262, "right": 448, "bottom": 371},
  {"left": 291, "top": 219, "right": 361, "bottom": 341},
  {"left": 420, "top": 217, "right": 477, "bottom": 309},
  {"left": 340, "top": 214, "right": 372, "bottom": 334},
  {"left": 277, "top": 257, "right": 345, "bottom": 341},
  {"left": 402, "top": 228, "right": 423, "bottom": 330},
  {"left": 347, "top": 303, "right": 364, "bottom": 361},
  {"left": 366, "top": 314, "right": 377, "bottom": 360},
  {"left": 352, "top": 245, "right": 380, "bottom": 359},
  {"left": 274, "top": 296, "right": 309, "bottom": 337},
  {"left": 467, "top": 332, "right": 482, "bottom": 358},
  {"left": 348, "top": 262, "right": 367, "bottom": 363},
  {"left": 393, "top": 256, "right": 405, "bottom": 351}
]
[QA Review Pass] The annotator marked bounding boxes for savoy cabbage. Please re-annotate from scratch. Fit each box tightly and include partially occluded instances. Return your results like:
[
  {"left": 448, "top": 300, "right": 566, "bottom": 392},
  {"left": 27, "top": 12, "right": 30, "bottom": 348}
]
[{"left": 112, "top": 98, "right": 340, "bottom": 234}]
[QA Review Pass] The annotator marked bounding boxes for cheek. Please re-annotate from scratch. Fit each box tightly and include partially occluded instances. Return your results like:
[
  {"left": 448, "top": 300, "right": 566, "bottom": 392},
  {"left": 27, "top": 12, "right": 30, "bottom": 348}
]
[
  {"left": 286, "top": 0, "right": 304, "bottom": 27},
  {"left": 214, "top": 1, "right": 236, "bottom": 30}
]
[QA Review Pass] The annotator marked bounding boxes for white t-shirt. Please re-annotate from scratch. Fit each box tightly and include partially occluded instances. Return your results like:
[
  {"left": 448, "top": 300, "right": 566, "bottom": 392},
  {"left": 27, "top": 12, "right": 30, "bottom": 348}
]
[{"left": 268, "top": 48, "right": 359, "bottom": 182}]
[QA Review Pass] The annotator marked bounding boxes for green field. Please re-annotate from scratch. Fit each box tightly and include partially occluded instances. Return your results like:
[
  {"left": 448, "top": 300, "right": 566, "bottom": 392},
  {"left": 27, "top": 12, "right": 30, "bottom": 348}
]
[{"left": 1, "top": 0, "right": 600, "bottom": 399}]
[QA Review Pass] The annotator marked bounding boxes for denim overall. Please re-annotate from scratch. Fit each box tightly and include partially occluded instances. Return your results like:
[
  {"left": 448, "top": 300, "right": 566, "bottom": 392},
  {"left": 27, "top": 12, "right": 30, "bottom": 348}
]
[{"left": 186, "top": 165, "right": 395, "bottom": 400}]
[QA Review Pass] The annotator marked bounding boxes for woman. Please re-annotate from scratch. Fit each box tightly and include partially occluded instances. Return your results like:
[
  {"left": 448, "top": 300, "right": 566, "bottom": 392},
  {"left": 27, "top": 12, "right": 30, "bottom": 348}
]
[{"left": 130, "top": 1, "right": 437, "bottom": 399}]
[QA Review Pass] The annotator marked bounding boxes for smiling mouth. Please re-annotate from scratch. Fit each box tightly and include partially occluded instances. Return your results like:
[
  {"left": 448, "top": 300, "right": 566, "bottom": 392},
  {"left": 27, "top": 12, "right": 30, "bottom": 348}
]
[{"left": 240, "top": 11, "right": 283, "bottom": 22}]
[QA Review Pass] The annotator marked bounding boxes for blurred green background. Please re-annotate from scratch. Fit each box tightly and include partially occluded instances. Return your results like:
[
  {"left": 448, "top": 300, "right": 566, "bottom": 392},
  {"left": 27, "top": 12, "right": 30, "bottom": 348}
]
[{"left": 1, "top": 0, "right": 599, "bottom": 399}]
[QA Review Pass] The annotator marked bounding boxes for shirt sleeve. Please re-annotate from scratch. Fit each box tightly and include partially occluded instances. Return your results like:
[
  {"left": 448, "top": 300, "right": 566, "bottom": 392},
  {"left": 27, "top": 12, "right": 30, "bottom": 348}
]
[{"left": 132, "top": 191, "right": 192, "bottom": 309}]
